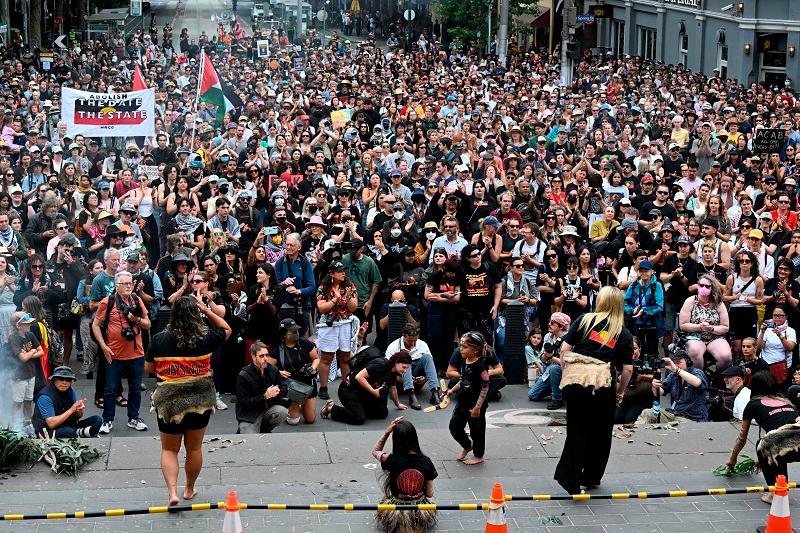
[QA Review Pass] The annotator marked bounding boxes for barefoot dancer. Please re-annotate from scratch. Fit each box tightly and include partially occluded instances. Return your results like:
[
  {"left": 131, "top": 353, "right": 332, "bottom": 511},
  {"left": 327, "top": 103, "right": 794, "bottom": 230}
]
[
  {"left": 446, "top": 331, "right": 491, "bottom": 465},
  {"left": 146, "top": 295, "right": 232, "bottom": 505}
]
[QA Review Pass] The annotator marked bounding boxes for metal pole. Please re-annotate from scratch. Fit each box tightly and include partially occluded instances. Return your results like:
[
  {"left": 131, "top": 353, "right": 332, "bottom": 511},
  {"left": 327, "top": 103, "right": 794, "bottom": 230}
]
[
  {"left": 560, "top": 0, "right": 572, "bottom": 86},
  {"left": 486, "top": 0, "right": 492, "bottom": 55},
  {"left": 497, "top": 0, "right": 508, "bottom": 65},
  {"left": 296, "top": 0, "right": 302, "bottom": 41}
]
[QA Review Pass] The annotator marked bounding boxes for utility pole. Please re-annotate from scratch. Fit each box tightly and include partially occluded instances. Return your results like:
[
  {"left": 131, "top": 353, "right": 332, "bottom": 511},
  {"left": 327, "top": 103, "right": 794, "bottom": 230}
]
[
  {"left": 560, "top": 0, "right": 575, "bottom": 86},
  {"left": 296, "top": 0, "right": 303, "bottom": 41},
  {"left": 497, "top": 0, "right": 508, "bottom": 65},
  {"left": 486, "top": 0, "right": 492, "bottom": 56}
]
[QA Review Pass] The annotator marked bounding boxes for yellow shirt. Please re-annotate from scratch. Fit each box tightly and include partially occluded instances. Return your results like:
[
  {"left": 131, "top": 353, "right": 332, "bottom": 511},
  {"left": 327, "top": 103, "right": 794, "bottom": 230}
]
[{"left": 590, "top": 219, "right": 619, "bottom": 239}]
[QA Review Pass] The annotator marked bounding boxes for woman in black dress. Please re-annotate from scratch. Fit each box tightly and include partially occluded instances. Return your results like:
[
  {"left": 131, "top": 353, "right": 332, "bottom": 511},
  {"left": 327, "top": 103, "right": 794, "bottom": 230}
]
[
  {"left": 146, "top": 296, "right": 232, "bottom": 506},
  {"left": 373, "top": 417, "right": 438, "bottom": 532},
  {"left": 555, "top": 285, "right": 634, "bottom": 494}
]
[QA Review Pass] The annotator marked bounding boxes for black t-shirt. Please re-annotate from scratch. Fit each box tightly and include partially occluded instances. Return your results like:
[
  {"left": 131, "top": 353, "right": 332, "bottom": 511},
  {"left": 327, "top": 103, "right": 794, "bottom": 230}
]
[
  {"left": 764, "top": 277, "right": 800, "bottom": 326},
  {"left": 268, "top": 338, "right": 315, "bottom": 379},
  {"left": 692, "top": 263, "right": 728, "bottom": 286},
  {"left": 562, "top": 318, "right": 634, "bottom": 369},
  {"left": 244, "top": 284, "right": 279, "bottom": 344},
  {"left": 460, "top": 262, "right": 501, "bottom": 311},
  {"left": 381, "top": 453, "right": 438, "bottom": 499},
  {"left": 355, "top": 356, "right": 392, "bottom": 392},
  {"left": 555, "top": 276, "right": 588, "bottom": 317},
  {"left": 640, "top": 201, "right": 679, "bottom": 223},
  {"left": 426, "top": 271, "right": 460, "bottom": 299},
  {"left": 7, "top": 331, "right": 40, "bottom": 380},
  {"left": 447, "top": 348, "right": 499, "bottom": 406},
  {"left": 661, "top": 255, "right": 697, "bottom": 304},
  {"left": 742, "top": 397, "right": 799, "bottom": 431},
  {"left": 146, "top": 327, "right": 227, "bottom": 382}
]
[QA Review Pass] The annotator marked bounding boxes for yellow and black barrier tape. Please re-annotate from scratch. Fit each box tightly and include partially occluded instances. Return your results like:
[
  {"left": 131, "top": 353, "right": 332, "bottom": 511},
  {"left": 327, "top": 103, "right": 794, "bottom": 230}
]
[{"left": 0, "top": 483, "right": 794, "bottom": 520}]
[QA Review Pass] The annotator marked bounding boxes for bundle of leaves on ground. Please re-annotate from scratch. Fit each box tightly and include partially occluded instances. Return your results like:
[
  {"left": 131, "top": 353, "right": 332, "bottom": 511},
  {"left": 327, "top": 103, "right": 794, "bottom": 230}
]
[
  {"left": 713, "top": 455, "right": 756, "bottom": 476},
  {"left": 0, "top": 428, "right": 103, "bottom": 476}
]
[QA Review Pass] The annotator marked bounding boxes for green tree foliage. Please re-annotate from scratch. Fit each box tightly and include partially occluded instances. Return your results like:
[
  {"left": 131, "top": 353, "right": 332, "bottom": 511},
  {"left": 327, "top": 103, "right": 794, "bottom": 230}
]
[{"left": 431, "top": 0, "right": 540, "bottom": 46}]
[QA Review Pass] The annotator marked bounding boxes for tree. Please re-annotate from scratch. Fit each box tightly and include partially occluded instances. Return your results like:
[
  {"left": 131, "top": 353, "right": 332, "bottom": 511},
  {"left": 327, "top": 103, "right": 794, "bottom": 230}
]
[{"left": 431, "top": 0, "right": 539, "bottom": 50}]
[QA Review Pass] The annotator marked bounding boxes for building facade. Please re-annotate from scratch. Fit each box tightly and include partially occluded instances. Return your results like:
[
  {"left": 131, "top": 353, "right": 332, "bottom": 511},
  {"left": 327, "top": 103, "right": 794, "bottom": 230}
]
[{"left": 589, "top": 0, "right": 800, "bottom": 87}]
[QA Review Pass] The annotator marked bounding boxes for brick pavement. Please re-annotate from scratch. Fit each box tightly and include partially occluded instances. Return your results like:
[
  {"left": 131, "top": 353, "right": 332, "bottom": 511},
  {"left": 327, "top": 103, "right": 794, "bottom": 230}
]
[{"left": 1, "top": 421, "right": 800, "bottom": 532}]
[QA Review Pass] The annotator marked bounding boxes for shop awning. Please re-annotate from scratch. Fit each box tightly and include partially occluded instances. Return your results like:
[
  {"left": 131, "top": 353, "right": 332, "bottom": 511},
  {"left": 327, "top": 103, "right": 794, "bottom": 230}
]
[{"left": 531, "top": 8, "right": 550, "bottom": 28}]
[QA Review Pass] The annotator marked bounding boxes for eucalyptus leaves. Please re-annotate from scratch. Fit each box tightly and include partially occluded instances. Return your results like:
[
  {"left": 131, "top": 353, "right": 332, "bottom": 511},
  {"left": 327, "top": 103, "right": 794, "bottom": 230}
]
[{"left": 0, "top": 428, "right": 103, "bottom": 477}]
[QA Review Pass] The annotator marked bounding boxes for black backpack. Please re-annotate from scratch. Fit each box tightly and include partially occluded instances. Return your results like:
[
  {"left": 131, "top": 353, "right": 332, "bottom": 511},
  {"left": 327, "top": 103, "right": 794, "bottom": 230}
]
[
  {"left": 89, "top": 291, "right": 143, "bottom": 343},
  {"left": 348, "top": 346, "right": 384, "bottom": 376}
]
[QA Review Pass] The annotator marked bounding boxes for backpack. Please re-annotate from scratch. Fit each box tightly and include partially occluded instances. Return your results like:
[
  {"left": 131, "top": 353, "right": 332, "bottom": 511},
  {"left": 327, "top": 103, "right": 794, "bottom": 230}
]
[{"left": 347, "top": 346, "right": 384, "bottom": 377}]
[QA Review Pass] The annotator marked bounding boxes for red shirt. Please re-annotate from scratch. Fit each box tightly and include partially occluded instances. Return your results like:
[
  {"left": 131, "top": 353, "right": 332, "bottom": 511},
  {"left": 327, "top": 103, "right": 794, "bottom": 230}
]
[
  {"left": 770, "top": 209, "right": 798, "bottom": 230},
  {"left": 96, "top": 295, "right": 149, "bottom": 360}
]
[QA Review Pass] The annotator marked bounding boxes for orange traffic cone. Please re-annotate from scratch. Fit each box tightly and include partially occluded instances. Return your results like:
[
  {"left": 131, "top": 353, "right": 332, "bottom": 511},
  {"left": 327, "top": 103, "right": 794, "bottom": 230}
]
[
  {"left": 485, "top": 482, "right": 507, "bottom": 533},
  {"left": 758, "top": 475, "right": 794, "bottom": 533},
  {"left": 222, "top": 490, "right": 243, "bottom": 533}
]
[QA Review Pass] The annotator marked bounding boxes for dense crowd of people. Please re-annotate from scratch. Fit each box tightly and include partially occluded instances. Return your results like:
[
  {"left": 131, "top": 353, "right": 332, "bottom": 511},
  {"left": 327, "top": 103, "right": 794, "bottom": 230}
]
[{"left": 3, "top": 13, "right": 800, "bottom": 507}]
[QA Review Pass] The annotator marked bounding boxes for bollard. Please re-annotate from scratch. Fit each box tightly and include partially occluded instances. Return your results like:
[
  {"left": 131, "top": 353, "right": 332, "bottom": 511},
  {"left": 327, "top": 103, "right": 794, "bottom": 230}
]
[
  {"left": 387, "top": 301, "right": 408, "bottom": 345},
  {"left": 503, "top": 300, "right": 527, "bottom": 384}
]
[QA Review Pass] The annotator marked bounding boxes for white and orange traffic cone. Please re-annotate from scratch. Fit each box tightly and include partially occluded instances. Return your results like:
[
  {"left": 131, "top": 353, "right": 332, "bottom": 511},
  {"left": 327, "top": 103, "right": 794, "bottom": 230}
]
[
  {"left": 758, "top": 475, "right": 794, "bottom": 533},
  {"left": 221, "top": 490, "right": 243, "bottom": 533},
  {"left": 485, "top": 482, "right": 507, "bottom": 533}
]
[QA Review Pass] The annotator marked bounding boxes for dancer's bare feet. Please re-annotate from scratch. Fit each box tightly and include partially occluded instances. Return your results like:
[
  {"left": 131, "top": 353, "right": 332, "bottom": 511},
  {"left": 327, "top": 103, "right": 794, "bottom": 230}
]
[
  {"left": 762, "top": 493, "right": 774, "bottom": 504},
  {"left": 168, "top": 492, "right": 180, "bottom": 506},
  {"left": 456, "top": 447, "right": 472, "bottom": 461},
  {"left": 463, "top": 456, "right": 484, "bottom": 465},
  {"left": 183, "top": 487, "right": 197, "bottom": 500}
]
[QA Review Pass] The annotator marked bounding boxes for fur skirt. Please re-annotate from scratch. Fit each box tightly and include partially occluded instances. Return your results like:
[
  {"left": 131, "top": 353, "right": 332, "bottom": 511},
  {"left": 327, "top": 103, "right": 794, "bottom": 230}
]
[
  {"left": 375, "top": 495, "right": 437, "bottom": 532},
  {"left": 757, "top": 422, "right": 800, "bottom": 466},
  {"left": 151, "top": 377, "right": 216, "bottom": 424}
]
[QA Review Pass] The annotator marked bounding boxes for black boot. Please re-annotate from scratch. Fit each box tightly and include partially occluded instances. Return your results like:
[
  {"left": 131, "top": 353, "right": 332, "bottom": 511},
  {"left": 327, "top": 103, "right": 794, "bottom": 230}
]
[
  {"left": 430, "top": 388, "right": 443, "bottom": 405},
  {"left": 407, "top": 390, "right": 421, "bottom": 410}
]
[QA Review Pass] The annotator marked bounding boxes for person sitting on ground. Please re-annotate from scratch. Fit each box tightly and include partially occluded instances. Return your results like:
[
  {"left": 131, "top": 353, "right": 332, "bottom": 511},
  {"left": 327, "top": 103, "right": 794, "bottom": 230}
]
[
  {"left": 321, "top": 349, "right": 412, "bottom": 424},
  {"left": 721, "top": 365, "right": 750, "bottom": 421},
  {"left": 637, "top": 350, "right": 708, "bottom": 423},
  {"left": 528, "top": 312, "right": 571, "bottom": 410},
  {"left": 32, "top": 365, "right": 102, "bottom": 438},
  {"left": 236, "top": 341, "right": 289, "bottom": 433},
  {"left": 373, "top": 416, "right": 437, "bottom": 533},
  {"left": 385, "top": 323, "right": 442, "bottom": 410},
  {"left": 267, "top": 319, "right": 319, "bottom": 425},
  {"left": 615, "top": 337, "right": 657, "bottom": 424},
  {"left": 728, "top": 371, "right": 800, "bottom": 504}
]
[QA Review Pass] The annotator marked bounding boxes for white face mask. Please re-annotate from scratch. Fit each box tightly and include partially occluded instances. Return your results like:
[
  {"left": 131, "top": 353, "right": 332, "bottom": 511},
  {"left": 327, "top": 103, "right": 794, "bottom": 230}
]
[
  {"left": 393, "top": 211, "right": 403, "bottom": 220},
  {"left": 426, "top": 232, "right": 437, "bottom": 240},
  {"left": 390, "top": 228, "right": 402, "bottom": 238}
]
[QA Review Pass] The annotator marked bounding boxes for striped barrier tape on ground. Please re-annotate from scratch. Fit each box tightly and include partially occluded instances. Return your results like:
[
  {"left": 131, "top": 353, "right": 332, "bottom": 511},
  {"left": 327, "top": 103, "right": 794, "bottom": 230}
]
[{"left": 0, "top": 483, "right": 794, "bottom": 520}]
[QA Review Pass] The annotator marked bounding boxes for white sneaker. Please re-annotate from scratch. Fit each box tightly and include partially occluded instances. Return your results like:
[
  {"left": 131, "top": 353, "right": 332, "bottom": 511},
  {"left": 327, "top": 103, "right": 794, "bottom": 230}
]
[
  {"left": 99, "top": 421, "right": 113, "bottom": 435},
  {"left": 127, "top": 418, "right": 148, "bottom": 431},
  {"left": 215, "top": 397, "right": 228, "bottom": 410}
]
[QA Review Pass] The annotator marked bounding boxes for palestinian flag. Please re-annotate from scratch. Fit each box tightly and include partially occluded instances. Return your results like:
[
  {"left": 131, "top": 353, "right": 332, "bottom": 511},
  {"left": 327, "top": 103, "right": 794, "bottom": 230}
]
[{"left": 199, "top": 51, "right": 243, "bottom": 127}]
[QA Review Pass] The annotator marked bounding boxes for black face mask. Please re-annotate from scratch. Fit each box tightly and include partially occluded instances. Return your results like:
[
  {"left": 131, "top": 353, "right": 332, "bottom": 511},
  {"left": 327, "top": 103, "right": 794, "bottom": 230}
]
[
  {"left": 275, "top": 217, "right": 286, "bottom": 223},
  {"left": 308, "top": 206, "right": 318, "bottom": 213}
]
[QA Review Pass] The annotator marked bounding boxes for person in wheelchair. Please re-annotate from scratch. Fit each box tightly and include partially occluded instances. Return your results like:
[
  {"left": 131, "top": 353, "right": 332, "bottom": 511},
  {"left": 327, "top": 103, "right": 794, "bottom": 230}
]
[{"left": 677, "top": 273, "right": 732, "bottom": 371}]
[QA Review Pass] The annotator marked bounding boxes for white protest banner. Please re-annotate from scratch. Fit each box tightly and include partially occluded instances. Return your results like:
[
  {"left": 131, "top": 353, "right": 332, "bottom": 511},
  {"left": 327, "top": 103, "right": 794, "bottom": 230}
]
[
  {"left": 61, "top": 87, "right": 155, "bottom": 137},
  {"left": 138, "top": 165, "right": 161, "bottom": 182}
]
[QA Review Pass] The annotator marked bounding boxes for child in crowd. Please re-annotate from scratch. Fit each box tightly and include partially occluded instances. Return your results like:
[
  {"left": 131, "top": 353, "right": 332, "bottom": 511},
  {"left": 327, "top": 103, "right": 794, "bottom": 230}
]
[{"left": 8, "top": 312, "right": 43, "bottom": 431}]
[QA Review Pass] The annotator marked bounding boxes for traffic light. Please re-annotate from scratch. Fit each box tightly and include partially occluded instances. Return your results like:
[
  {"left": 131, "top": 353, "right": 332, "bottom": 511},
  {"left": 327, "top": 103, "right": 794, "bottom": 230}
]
[{"left": 566, "top": 41, "right": 579, "bottom": 59}]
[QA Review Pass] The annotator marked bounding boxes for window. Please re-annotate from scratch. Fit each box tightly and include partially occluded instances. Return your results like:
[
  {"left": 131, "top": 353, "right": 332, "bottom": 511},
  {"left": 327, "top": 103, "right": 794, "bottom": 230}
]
[
  {"left": 611, "top": 20, "right": 625, "bottom": 57},
  {"left": 638, "top": 27, "right": 657, "bottom": 61},
  {"left": 679, "top": 32, "right": 688, "bottom": 69},
  {"left": 717, "top": 44, "right": 728, "bottom": 79}
]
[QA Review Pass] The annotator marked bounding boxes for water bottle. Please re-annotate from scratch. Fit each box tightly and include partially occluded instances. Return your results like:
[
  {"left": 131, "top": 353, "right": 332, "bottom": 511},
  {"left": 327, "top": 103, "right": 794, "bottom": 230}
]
[{"left": 652, "top": 400, "right": 661, "bottom": 423}]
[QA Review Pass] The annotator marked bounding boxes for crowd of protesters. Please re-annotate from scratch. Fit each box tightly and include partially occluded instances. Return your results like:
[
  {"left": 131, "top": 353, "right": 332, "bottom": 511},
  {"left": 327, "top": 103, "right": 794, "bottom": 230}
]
[{"left": 0, "top": 14, "right": 800, "bottom": 443}]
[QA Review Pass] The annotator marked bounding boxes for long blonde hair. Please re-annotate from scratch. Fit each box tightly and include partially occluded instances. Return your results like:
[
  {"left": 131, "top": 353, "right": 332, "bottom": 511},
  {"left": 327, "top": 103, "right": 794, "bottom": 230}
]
[{"left": 577, "top": 286, "right": 625, "bottom": 345}]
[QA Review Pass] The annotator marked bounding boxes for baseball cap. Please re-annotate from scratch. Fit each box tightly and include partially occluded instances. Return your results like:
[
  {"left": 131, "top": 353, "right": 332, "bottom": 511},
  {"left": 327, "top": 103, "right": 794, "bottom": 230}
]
[
  {"left": 720, "top": 365, "right": 745, "bottom": 378},
  {"left": 482, "top": 216, "right": 501, "bottom": 228},
  {"left": 639, "top": 259, "right": 654, "bottom": 270},
  {"left": 8, "top": 185, "right": 22, "bottom": 195},
  {"left": 329, "top": 261, "right": 346, "bottom": 272},
  {"left": 674, "top": 192, "right": 686, "bottom": 201},
  {"left": 280, "top": 318, "right": 300, "bottom": 331},
  {"left": 676, "top": 235, "right": 692, "bottom": 245}
]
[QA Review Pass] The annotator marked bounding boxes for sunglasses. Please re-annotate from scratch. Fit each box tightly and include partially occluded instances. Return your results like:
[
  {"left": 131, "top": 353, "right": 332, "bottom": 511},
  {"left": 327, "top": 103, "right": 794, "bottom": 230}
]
[
  {"left": 512, "top": 264, "right": 524, "bottom": 268},
  {"left": 191, "top": 279, "right": 205, "bottom": 284},
  {"left": 30, "top": 264, "right": 43, "bottom": 269},
  {"left": 468, "top": 253, "right": 481, "bottom": 258},
  {"left": 739, "top": 259, "right": 752, "bottom": 263},
  {"left": 698, "top": 284, "right": 712, "bottom": 289},
  {"left": 546, "top": 255, "right": 557, "bottom": 259}
]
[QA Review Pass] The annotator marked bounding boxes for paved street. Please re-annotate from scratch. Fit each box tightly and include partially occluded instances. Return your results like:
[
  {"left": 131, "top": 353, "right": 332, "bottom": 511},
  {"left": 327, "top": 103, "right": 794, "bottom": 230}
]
[{"left": 6, "top": 373, "right": 800, "bottom": 532}]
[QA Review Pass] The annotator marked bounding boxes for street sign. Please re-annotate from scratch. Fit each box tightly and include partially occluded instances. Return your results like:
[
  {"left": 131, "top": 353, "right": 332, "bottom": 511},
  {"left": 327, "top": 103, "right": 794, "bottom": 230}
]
[
  {"left": 130, "top": 0, "right": 142, "bottom": 17},
  {"left": 404, "top": 9, "right": 415, "bottom": 21},
  {"left": 40, "top": 51, "right": 53, "bottom": 71},
  {"left": 316, "top": 9, "right": 328, "bottom": 21},
  {"left": 753, "top": 128, "right": 786, "bottom": 153},
  {"left": 576, "top": 14, "right": 595, "bottom": 24},
  {"left": 54, "top": 34, "right": 67, "bottom": 49}
]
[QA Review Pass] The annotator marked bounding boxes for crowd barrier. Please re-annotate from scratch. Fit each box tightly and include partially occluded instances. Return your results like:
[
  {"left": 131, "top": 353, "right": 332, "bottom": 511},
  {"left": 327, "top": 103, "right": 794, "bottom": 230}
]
[{"left": 0, "top": 482, "right": 795, "bottom": 521}]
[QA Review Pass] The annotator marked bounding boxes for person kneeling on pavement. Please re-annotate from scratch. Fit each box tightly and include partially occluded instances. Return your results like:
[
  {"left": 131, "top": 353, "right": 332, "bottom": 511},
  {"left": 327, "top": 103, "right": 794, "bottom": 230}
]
[
  {"left": 32, "top": 366, "right": 102, "bottom": 438},
  {"left": 636, "top": 350, "right": 708, "bottom": 423},
  {"left": 321, "top": 349, "right": 412, "bottom": 424},
  {"left": 528, "top": 312, "right": 571, "bottom": 410},
  {"left": 236, "top": 341, "right": 289, "bottom": 433},
  {"left": 385, "top": 323, "right": 442, "bottom": 410}
]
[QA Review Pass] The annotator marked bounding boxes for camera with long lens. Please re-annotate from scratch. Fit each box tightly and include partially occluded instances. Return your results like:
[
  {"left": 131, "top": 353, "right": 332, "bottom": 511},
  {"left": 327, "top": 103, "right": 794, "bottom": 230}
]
[{"left": 115, "top": 294, "right": 142, "bottom": 341}]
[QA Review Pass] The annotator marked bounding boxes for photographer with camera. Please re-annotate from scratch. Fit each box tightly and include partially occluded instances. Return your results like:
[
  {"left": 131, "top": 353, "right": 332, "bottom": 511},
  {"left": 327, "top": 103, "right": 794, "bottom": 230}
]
[
  {"left": 275, "top": 233, "right": 316, "bottom": 335},
  {"left": 92, "top": 271, "right": 152, "bottom": 435},
  {"left": 267, "top": 319, "right": 320, "bottom": 425}
]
